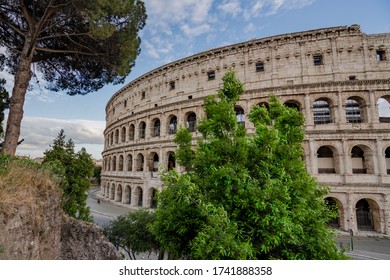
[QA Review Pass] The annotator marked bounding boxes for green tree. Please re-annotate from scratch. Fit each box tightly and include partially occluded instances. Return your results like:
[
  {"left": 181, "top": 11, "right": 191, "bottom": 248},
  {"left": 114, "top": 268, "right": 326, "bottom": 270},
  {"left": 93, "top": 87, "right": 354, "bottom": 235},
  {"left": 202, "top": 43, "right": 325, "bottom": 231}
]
[
  {"left": 103, "top": 210, "right": 162, "bottom": 260},
  {"left": 151, "top": 71, "right": 346, "bottom": 260},
  {"left": 43, "top": 129, "right": 94, "bottom": 221},
  {"left": 0, "top": 0, "right": 147, "bottom": 155}
]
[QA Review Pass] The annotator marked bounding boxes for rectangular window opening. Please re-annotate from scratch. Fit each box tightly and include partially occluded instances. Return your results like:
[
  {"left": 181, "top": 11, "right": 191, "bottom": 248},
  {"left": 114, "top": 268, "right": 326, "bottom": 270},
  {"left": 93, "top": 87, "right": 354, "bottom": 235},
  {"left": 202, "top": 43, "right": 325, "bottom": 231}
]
[
  {"left": 255, "top": 62, "right": 264, "bottom": 72},
  {"left": 377, "top": 50, "right": 386, "bottom": 61},
  {"left": 313, "top": 55, "right": 323, "bottom": 66},
  {"left": 207, "top": 71, "right": 215, "bottom": 81},
  {"left": 169, "top": 81, "right": 175, "bottom": 90}
]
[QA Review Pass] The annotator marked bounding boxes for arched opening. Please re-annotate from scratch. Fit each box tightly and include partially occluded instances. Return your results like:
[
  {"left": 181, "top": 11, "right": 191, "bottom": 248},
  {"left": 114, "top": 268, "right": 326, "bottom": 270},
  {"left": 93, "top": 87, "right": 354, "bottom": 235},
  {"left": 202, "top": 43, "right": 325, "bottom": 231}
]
[
  {"left": 110, "top": 132, "right": 114, "bottom": 146},
  {"left": 378, "top": 96, "right": 390, "bottom": 123},
  {"left": 121, "top": 127, "right": 126, "bottom": 143},
  {"left": 167, "top": 152, "right": 176, "bottom": 171},
  {"left": 325, "top": 197, "right": 340, "bottom": 228},
  {"left": 110, "top": 183, "right": 115, "bottom": 200},
  {"left": 124, "top": 185, "right": 131, "bottom": 205},
  {"left": 168, "top": 115, "right": 178, "bottom": 134},
  {"left": 135, "top": 187, "right": 143, "bottom": 207},
  {"left": 317, "top": 146, "right": 336, "bottom": 173},
  {"left": 234, "top": 106, "right": 245, "bottom": 126},
  {"left": 150, "top": 188, "right": 158, "bottom": 209},
  {"left": 313, "top": 98, "right": 333, "bottom": 124},
  {"left": 136, "top": 153, "right": 144, "bottom": 171},
  {"left": 187, "top": 112, "right": 197, "bottom": 132},
  {"left": 351, "top": 145, "right": 374, "bottom": 174},
  {"left": 126, "top": 154, "right": 133, "bottom": 171},
  {"left": 152, "top": 118, "right": 161, "bottom": 137},
  {"left": 149, "top": 152, "right": 159, "bottom": 171},
  {"left": 284, "top": 100, "right": 301, "bottom": 111},
  {"left": 139, "top": 121, "right": 146, "bottom": 139},
  {"left": 346, "top": 97, "right": 366, "bottom": 123},
  {"left": 257, "top": 101, "right": 269, "bottom": 110},
  {"left": 129, "top": 124, "right": 135, "bottom": 141},
  {"left": 115, "top": 129, "right": 119, "bottom": 144},
  {"left": 116, "top": 184, "right": 122, "bottom": 202},
  {"left": 385, "top": 147, "right": 390, "bottom": 174},
  {"left": 107, "top": 156, "right": 111, "bottom": 171},
  {"left": 112, "top": 156, "right": 117, "bottom": 171},
  {"left": 118, "top": 155, "right": 124, "bottom": 171},
  {"left": 356, "top": 199, "right": 376, "bottom": 231}
]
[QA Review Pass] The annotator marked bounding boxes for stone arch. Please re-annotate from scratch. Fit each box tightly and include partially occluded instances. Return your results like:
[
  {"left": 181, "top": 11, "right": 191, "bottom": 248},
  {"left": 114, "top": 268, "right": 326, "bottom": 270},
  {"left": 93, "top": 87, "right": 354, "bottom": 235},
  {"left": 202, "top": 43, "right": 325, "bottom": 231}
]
[
  {"left": 325, "top": 196, "right": 344, "bottom": 229},
  {"left": 317, "top": 145, "right": 340, "bottom": 174},
  {"left": 126, "top": 154, "right": 133, "bottom": 171},
  {"left": 186, "top": 112, "right": 197, "bottom": 132},
  {"left": 124, "top": 185, "right": 132, "bottom": 205},
  {"left": 110, "top": 183, "right": 115, "bottom": 200},
  {"left": 118, "top": 155, "right": 124, "bottom": 171},
  {"left": 257, "top": 101, "right": 269, "bottom": 110},
  {"left": 115, "top": 184, "right": 123, "bottom": 202},
  {"left": 148, "top": 188, "right": 158, "bottom": 209},
  {"left": 121, "top": 126, "right": 126, "bottom": 143},
  {"left": 107, "top": 156, "right": 111, "bottom": 171},
  {"left": 149, "top": 152, "right": 159, "bottom": 172},
  {"left": 168, "top": 115, "right": 178, "bottom": 135},
  {"left": 234, "top": 105, "right": 245, "bottom": 126},
  {"left": 129, "top": 124, "right": 135, "bottom": 141},
  {"left": 105, "top": 182, "right": 110, "bottom": 198},
  {"left": 139, "top": 121, "right": 146, "bottom": 139},
  {"left": 112, "top": 156, "right": 117, "bottom": 171},
  {"left": 350, "top": 145, "right": 375, "bottom": 174},
  {"left": 377, "top": 95, "right": 390, "bottom": 123},
  {"left": 115, "top": 129, "right": 119, "bottom": 144},
  {"left": 355, "top": 198, "right": 381, "bottom": 232},
  {"left": 167, "top": 151, "right": 176, "bottom": 171},
  {"left": 136, "top": 153, "right": 144, "bottom": 171},
  {"left": 385, "top": 146, "right": 390, "bottom": 175},
  {"left": 284, "top": 99, "right": 302, "bottom": 111},
  {"left": 313, "top": 97, "right": 334, "bottom": 124},
  {"left": 345, "top": 96, "right": 367, "bottom": 123},
  {"left": 135, "top": 186, "right": 143, "bottom": 207},
  {"left": 151, "top": 118, "right": 161, "bottom": 137},
  {"left": 110, "top": 131, "right": 114, "bottom": 146}
]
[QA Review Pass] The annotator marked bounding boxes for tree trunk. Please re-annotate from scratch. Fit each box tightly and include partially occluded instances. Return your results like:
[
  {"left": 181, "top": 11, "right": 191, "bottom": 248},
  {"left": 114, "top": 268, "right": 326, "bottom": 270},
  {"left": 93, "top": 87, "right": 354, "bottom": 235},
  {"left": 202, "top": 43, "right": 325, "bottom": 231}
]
[{"left": 2, "top": 41, "right": 33, "bottom": 155}]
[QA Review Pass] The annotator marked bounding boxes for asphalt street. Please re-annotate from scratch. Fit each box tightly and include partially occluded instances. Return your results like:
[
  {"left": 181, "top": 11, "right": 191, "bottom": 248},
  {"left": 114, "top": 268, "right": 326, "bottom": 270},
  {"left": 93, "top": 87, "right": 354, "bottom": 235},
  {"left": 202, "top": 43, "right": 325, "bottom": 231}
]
[{"left": 87, "top": 187, "right": 390, "bottom": 260}]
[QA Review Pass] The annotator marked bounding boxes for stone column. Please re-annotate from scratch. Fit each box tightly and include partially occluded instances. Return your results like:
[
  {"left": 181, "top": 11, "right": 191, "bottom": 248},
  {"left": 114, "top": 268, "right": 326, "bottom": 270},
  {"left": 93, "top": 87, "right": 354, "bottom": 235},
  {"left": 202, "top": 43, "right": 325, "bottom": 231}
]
[
  {"left": 337, "top": 90, "right": 345, "bottom": 124},
  {"left": 309, "top": 139, "right": 317, "bottom": 174},
  {"left": 375, "top": 137, "right": 386, "bottom": 176},
  {"left": 369, "top": 90, "right": 378, "bottom": 124},
  {"left": 304, "top": 93, "right": 313, "bottom": 126}
]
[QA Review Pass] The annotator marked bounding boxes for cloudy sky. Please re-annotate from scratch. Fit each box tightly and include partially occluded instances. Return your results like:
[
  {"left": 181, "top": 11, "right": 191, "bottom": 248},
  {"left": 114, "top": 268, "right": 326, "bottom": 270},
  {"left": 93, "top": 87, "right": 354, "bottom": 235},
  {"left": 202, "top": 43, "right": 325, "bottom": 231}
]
[{"left": 1, "top": 0, "right": 390, "bottom": 159}]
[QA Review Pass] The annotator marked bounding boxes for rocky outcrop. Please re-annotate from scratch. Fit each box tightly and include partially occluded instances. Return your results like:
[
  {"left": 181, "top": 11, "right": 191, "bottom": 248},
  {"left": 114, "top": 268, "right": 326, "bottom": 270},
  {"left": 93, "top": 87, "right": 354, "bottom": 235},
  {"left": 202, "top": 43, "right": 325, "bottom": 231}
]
[{"left": 0, "top": 159, "right": 120, "bottom": 260}]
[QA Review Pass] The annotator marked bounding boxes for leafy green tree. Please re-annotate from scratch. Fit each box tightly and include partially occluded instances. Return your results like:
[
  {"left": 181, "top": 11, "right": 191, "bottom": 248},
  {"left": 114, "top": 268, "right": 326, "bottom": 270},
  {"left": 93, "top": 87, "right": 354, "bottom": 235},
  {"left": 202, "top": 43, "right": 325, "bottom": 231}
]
[
  {"left": 43, "top": 129, "right": 94, "bottom": 221},
  {"left": 151, "top": 71, "right": 346, "bottom": 260},
  {"left": 0, "top": 0, "right": 147, "bottom": 155},
  {"left": 103, "top": 210, "right": 162, "bottom": 260}
]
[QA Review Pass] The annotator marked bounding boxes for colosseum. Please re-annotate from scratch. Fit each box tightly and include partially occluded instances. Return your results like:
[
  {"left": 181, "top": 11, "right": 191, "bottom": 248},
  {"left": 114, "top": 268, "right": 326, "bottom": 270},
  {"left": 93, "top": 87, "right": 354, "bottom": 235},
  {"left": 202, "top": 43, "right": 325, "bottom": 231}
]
[{"left": 101, "top": 25, "right": 390, "bottom": 236}]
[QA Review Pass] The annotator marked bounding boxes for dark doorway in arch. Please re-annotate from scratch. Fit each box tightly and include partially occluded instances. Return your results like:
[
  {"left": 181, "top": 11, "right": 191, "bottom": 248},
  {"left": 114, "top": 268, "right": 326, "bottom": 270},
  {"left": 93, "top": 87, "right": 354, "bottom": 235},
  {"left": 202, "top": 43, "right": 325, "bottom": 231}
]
[
  {"left": 168, "top": 152, "right": 176, "bottom": 171},
  {"left": 325, "top": 197, "right": 340, "bottom": 228},
  {"left": 284, "top": 101, "right": 300, "bottom": 111},
  {"left": 136, "top": 187, "right": 143, "bottom": 207},
  {"left": 356, "top": 199, "right": 374, "bottom": 231},
  {"left": 150, "top": 188, "right": 158, "bottom": 209},
  {"left": 385, "top": 147, "right": 390, "bottom": 174}
]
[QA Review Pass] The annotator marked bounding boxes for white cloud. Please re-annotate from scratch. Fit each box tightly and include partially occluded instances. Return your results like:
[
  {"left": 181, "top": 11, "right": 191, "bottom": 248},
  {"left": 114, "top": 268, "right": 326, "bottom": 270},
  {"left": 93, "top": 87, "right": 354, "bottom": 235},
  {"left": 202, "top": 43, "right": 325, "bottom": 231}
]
[
  {"left": 217, "top": 0, "right": 243, "bottom": 17},
  {"left": 146, "top": 0, "right": 213, "bottom": 24},
  {"left": 181, "top": 23, "right": 211, "bottom": 37},
  {"left": 13, "top": 116, "right": 105, "bottom": 159}
]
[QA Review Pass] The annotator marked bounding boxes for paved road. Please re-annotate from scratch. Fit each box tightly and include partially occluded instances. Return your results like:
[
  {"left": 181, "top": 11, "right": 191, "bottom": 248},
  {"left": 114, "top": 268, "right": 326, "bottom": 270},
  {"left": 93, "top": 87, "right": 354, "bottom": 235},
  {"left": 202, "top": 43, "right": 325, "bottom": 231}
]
[{"left": 87, "top": 187, "right": 390, "bottom": 260}]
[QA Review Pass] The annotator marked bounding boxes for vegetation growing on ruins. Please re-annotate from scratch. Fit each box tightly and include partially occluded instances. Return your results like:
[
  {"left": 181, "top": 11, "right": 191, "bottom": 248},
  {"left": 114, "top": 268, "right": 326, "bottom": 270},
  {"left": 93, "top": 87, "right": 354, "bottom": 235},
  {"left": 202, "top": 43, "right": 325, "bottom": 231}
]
[
  {"left": 150, "top": 71, "right": 347, "bottom": 260},
  {"left": 43, "top": 130, "right": 95, "bottom": 222}
]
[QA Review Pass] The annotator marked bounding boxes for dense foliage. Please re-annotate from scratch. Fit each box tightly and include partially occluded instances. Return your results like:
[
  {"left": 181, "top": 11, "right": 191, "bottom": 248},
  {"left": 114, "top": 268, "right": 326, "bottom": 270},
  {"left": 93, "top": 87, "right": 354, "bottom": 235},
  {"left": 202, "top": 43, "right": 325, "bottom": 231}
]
[
  {"left": 0, "top": 0, "right": 147, "bottom": 154},
  {"left": 103, "top": 210, "right": 162, "bottom": 260},
  {"left": 43, "top": 130, "right": 94, "bottom": 221},
  {"left": 151, "top": 71, "right": 346, "bottom": 260}
]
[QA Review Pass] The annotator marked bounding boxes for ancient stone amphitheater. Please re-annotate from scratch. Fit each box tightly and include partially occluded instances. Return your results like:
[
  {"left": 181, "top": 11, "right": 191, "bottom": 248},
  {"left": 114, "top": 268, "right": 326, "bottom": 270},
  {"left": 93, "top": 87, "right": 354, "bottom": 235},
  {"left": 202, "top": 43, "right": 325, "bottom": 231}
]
[{"left": 101, "top": 25, "right": 390, "bottom": 236}]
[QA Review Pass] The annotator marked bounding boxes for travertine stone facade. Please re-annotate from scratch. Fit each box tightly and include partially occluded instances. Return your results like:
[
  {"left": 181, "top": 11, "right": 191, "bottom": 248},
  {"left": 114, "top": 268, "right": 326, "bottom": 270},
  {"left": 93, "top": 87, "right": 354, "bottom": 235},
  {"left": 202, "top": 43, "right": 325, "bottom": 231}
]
[{"left": 102, "top": 25, "right": 390, "bottom": 235}]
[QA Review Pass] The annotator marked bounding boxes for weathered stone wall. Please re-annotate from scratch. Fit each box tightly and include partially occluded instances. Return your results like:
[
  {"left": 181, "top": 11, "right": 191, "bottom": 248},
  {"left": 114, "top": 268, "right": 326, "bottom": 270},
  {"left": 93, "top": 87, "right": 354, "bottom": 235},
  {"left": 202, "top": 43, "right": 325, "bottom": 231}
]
[{"left": 0, "top": 162, "right": 120, "bottom": 260}]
